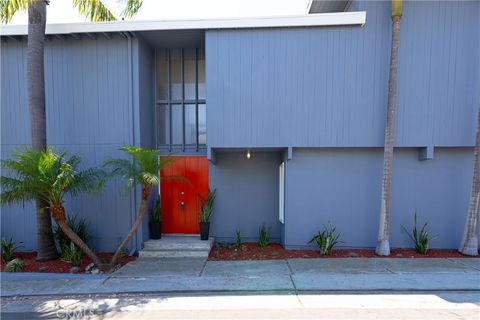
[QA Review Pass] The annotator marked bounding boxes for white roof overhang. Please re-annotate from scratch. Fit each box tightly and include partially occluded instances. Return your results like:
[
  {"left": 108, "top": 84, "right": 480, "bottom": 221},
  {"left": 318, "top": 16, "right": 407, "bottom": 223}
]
[{"left": 1, "top": 11, "right": 365, "bottom": 36}]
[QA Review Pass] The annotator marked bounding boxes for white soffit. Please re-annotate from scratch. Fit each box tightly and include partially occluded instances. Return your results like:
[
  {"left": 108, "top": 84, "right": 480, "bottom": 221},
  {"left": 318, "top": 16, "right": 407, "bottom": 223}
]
[{"left": 1, "top": 11, "right": 366, "bottom": 36}]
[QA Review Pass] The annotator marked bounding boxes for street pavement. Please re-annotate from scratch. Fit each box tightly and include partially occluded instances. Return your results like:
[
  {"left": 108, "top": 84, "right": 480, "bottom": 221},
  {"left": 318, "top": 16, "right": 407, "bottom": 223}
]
[{"left": 1, "top": 291, "right": 479, "bottom": 319}]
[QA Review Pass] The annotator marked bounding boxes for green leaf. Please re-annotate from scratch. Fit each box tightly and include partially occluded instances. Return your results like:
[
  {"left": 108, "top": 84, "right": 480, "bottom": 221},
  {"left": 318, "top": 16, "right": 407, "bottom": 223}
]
[
  {"left": 72, "top": 0, "right": 116, "bottom": 22},
  {"left": 0, "top": 0, "right": 27, "bottom": 24}
]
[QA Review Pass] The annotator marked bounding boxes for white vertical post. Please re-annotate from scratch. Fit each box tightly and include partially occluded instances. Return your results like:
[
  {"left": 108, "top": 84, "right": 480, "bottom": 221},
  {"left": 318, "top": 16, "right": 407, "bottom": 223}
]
[{"left": 279, "top": 162, "right": 285, "bottom": 224}]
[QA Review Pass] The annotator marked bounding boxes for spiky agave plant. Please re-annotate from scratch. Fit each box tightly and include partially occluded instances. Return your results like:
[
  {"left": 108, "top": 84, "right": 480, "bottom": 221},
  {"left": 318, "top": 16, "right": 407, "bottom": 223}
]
[
  {"left": 309, "top": 223, "right": 341, "bottom": 256},
  {"left": 200, "top": 189, "right": 217, "bottom": 223},
  {"left": 103, "top": 147, "right": 178, "bottom": 267},
  {"left": 0, "top": 148, "right": 104, "bottom": 267},
  {"left": 402, "top": 212, "right": 438, "bottom": 255}
]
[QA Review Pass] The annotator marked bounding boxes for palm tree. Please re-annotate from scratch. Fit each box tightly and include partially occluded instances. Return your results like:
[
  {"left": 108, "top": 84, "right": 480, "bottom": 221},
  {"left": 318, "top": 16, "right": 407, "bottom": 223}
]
[
  {"left": 103, "top": 147, "right": 177, "bottom": 267},
  {"left": 375, "top": 0, "right": 403, "bottom": 256},
  {"left": 0, "top": 148, "right": 105, "bottom": 267},
  {"left": 459, "top": 109, "right": 480, "bottom": 256},
  {"left": 0, "top": 0, "right": 142, "bottom": 261}
]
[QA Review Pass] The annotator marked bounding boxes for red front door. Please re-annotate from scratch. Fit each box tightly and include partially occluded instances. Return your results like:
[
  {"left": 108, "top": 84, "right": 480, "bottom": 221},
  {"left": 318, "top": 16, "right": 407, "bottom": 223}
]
[{"left": 160, "top": 156, "right": 209, "bottom": 234}]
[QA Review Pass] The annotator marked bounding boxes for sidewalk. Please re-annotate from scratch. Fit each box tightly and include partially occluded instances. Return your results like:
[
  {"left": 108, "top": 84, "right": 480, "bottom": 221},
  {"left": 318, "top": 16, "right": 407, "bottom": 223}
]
[{"left": 1, "top": 258, "right": 479, "bottom": 297}]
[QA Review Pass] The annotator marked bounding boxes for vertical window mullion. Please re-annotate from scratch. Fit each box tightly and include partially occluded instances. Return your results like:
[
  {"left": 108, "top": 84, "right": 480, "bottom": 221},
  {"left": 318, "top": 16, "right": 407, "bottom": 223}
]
[
  {"left": 181, "top": 48, "right": 185, "bottom": 152},
  {"left": 154, "top": 48, "right": 158, "bottom": 148},
  {"left": 168, "top": 49, "right": 172, "bottom": 152},
  {"left": 195, "top": 48, "right": 199, "bottom": 152}
]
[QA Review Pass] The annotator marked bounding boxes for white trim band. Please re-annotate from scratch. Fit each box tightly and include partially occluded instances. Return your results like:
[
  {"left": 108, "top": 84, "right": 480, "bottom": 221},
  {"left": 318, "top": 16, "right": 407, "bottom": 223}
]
[{"left": 1, "top": 11, "right": 366, "bottom": 36}]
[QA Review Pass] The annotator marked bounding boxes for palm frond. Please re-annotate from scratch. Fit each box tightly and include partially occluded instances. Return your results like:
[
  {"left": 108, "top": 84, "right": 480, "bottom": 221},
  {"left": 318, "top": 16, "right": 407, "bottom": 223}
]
[
  {"left": 68, "top": 168, "right": 104, "bottom": 196},
  {"left": 120, "top": 0, "right": 142, "bottom": 18},
  {"left": 142, "top": 172, "right": 160, "bottom": 186},
  {"left": 2, "top": 148, "right": 41, "bottom": 178},
  {"left": 120, "top": 146, "right": 159, "bottom": 175},
  {"left": 159, "top": 156, "right": 177, "bottom": 170},
  {"left": 0, "top": 0, "right": 27, "bottom": 24},
  {"left": 103, "top": 158, "right": 138, "bottom": 180},
  {"left": 119, "top": 146, "right": 160, "bottom": 185},
  {"left": 72, "top": 0, "right": 116, "bottom": 22},
  {"left": 1, "top": 148, "right": 102, "bottom": 207},
  {"left": 104, "top": 147, "right": 178, "bottom": 190},
  {"left": 161, "top": 174, "right": 190, "bottom": 186},
  {"left": 0, "top": 176, "right": 35, "bottom": 205}
]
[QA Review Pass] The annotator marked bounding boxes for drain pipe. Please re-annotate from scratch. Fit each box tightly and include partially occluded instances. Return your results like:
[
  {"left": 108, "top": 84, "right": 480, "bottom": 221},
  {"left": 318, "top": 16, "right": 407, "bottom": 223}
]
[{"left": 125, "top": 31, "right": 139, "bottom": 256}]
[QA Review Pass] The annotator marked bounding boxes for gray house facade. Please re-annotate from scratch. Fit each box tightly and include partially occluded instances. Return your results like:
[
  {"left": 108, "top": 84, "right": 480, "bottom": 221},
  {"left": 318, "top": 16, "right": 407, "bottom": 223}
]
[{"left": 1, "top": 0, "right": 479, "bottom": 253}]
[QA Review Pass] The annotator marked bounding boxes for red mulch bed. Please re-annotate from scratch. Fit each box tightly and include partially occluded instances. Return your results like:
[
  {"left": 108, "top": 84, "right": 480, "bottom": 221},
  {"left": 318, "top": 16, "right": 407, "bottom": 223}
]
[
  {"left": 0, "top": 252, "right": 136, "bottom": 273},
  {"left": 208, "top": 243, "right": 476, "bottom": 261}
]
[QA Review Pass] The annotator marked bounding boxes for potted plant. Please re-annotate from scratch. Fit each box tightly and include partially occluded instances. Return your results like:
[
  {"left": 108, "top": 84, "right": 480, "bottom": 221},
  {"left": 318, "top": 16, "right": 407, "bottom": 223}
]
[
  {"left": 149, "top": 198, "right": 161, "bottom": 239},
  {"left": 199, "top": 189, "right": 216, "bottom": 240}
]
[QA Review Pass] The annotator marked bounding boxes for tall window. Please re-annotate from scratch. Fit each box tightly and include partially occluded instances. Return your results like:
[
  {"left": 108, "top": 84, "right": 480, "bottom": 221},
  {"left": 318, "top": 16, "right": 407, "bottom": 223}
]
[{"left": 156, "top": 48, "right": 206, "bottom": 151}]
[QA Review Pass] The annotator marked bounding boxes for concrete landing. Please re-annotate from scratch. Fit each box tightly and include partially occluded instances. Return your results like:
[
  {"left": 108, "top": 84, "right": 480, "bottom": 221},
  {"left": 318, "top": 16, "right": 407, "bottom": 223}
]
[
  {"left": 112, "top": 257, "right": 207, "bottom": 277},
  {"left": 139, "top": 235, "right": 214, "bottom": 258}
]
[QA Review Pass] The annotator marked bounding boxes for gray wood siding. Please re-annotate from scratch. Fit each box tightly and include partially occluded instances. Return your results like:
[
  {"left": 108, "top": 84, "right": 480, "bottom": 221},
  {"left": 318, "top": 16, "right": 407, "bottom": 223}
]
[
  {"left": 1, "top": 38, "right": 138, "bottom": 252},
  {"left": 206, "top": 0, "right": 479, "bottom": 148}
]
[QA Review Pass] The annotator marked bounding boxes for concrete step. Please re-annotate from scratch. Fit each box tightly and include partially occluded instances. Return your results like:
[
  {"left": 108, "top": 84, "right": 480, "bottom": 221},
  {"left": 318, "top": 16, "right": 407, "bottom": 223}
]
[
  {"left": 139, "top": 235, "right": 214, "bottom": 259},
  {"left": 144, "top": 237, "right": 213, "bottom": 251},
  {"left": 139, "top": 249, "right": 210, "bottom": 258}
]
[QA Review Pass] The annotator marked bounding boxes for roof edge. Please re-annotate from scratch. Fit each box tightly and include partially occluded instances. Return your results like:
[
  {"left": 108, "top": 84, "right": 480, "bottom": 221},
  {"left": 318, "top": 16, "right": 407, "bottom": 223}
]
[{"left": 0, "top": 11, "right": 366, "bottom": 36}]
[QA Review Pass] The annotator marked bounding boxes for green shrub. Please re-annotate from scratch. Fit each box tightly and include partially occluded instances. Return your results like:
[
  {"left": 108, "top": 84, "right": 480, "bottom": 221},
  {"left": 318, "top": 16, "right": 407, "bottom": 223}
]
[
  {"left": 151, "top": 197, "right": 161, "bottom": 222},
  {"left": 235, "top": 229, "right": 241, "bottom": 248},
  {"left": 200, "top": 189, "right": 216, "bottom": 223},
  {"left": 53, "top": 215, "right": 90, "bottom": 254},
  {"left": 1, "top": 237, "right": 23, "bottom": 263},
  {"left": 402, "top": 212, "right": 438, "bottom": 255},
  {"left": 310, "top": 223, "right": 341, "bottom": 256},
  {"left": 258, "top": 225, "right": 271, "bottom": 250},
  {"left": 61, "top": 242, "right": 83, "bottom": 266},
  {"left": 6, "top": 258, "right": 24, "bottom": 272}
]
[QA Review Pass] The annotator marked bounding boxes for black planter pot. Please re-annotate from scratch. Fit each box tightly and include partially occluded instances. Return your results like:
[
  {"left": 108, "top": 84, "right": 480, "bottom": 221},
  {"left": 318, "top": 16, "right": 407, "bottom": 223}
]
[
  {"left": 149, "top": 221, "right": 161, "bottom": 240},
  {"left": 200, "top": 222, "right": 210, "bottom": 240}
]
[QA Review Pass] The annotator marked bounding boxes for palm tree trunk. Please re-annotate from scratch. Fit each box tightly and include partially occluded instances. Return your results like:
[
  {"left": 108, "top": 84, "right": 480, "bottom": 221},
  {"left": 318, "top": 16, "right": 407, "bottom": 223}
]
[
  {"left": 28, "top": 0, "right": 59, "bottom": 261},
  {"left": 35, "top": 200, "right": 59, "bottom": 261},
  {"left": 50, "top": 203, "right": 104, "bottom": 268},
  {"left": 459, "top": 109, "right": 480, "bottom": 256},
  {"left": 376, "top": 12, "right": 401, "bottom": 256},
  {"left": 109, "top": 185, "right": 150, "bottom": 267}
]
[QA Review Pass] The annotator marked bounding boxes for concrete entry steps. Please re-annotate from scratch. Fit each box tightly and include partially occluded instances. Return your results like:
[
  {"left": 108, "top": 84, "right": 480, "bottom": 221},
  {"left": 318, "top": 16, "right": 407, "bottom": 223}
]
[{"left": 139, "top": 235, "right": 214, "bottom": 258}]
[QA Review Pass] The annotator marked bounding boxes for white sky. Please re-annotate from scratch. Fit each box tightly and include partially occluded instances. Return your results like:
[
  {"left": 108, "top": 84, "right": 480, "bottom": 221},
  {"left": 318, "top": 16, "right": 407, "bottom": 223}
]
[{"left": 7, "top": 0, "right": 311, "bottom": 25}]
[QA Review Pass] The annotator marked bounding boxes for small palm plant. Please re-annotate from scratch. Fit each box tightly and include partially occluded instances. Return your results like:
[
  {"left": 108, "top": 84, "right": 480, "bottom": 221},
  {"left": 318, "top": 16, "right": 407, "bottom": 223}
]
[
  {"left": 103, "top": 147, "right": 177, "bottom": 266},
  {"left": 0, "top": 148, "right": 104, "bottom": 267},
  {"left": 402, "top": 212, "right": 438, "bottom": 255}
]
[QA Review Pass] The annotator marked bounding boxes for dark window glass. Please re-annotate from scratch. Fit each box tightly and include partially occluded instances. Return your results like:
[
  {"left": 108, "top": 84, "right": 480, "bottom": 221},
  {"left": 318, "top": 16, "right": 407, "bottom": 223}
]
[
  {"left": 198, "top": 104, "right": 206, "bottom": 145},
  {"left": 156, "top": 49, "right": 169, "bottom": 100},
  {"left": 184, "top": 49, "right": 196, "bottom": 100},
  {"left": 170, "top": 49, "right": 182, "bottom": 100},
  {"left": 198, "top": 48, "right": 206, "bottom": 100},
  {"left": 157, "top": 104, "right": 169, "bottom": 144},
  {"left": 185, "top": 104, "right": 196, "bottom": 144},
  {"left": 171, "top": 104, "right": 182, "bottom": 144}
]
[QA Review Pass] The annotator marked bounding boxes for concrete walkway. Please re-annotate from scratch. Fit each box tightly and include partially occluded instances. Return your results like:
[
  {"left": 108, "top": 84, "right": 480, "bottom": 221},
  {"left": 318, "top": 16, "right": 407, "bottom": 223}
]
[{"left": 1, "top": 258, "right": 479, "bottom": 297}]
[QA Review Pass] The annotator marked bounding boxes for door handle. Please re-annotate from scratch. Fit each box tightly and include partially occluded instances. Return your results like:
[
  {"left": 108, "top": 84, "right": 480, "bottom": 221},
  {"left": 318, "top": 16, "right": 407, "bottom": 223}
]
[{"left": 180, "top": 202, "right": 185, "bottom": 210}]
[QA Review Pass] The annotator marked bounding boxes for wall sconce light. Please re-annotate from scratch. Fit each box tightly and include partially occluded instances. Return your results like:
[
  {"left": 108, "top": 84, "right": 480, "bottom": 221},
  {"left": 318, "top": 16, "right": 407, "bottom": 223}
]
[{"left": 246, "top": 150, "right": 251, "bottom": 160}]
